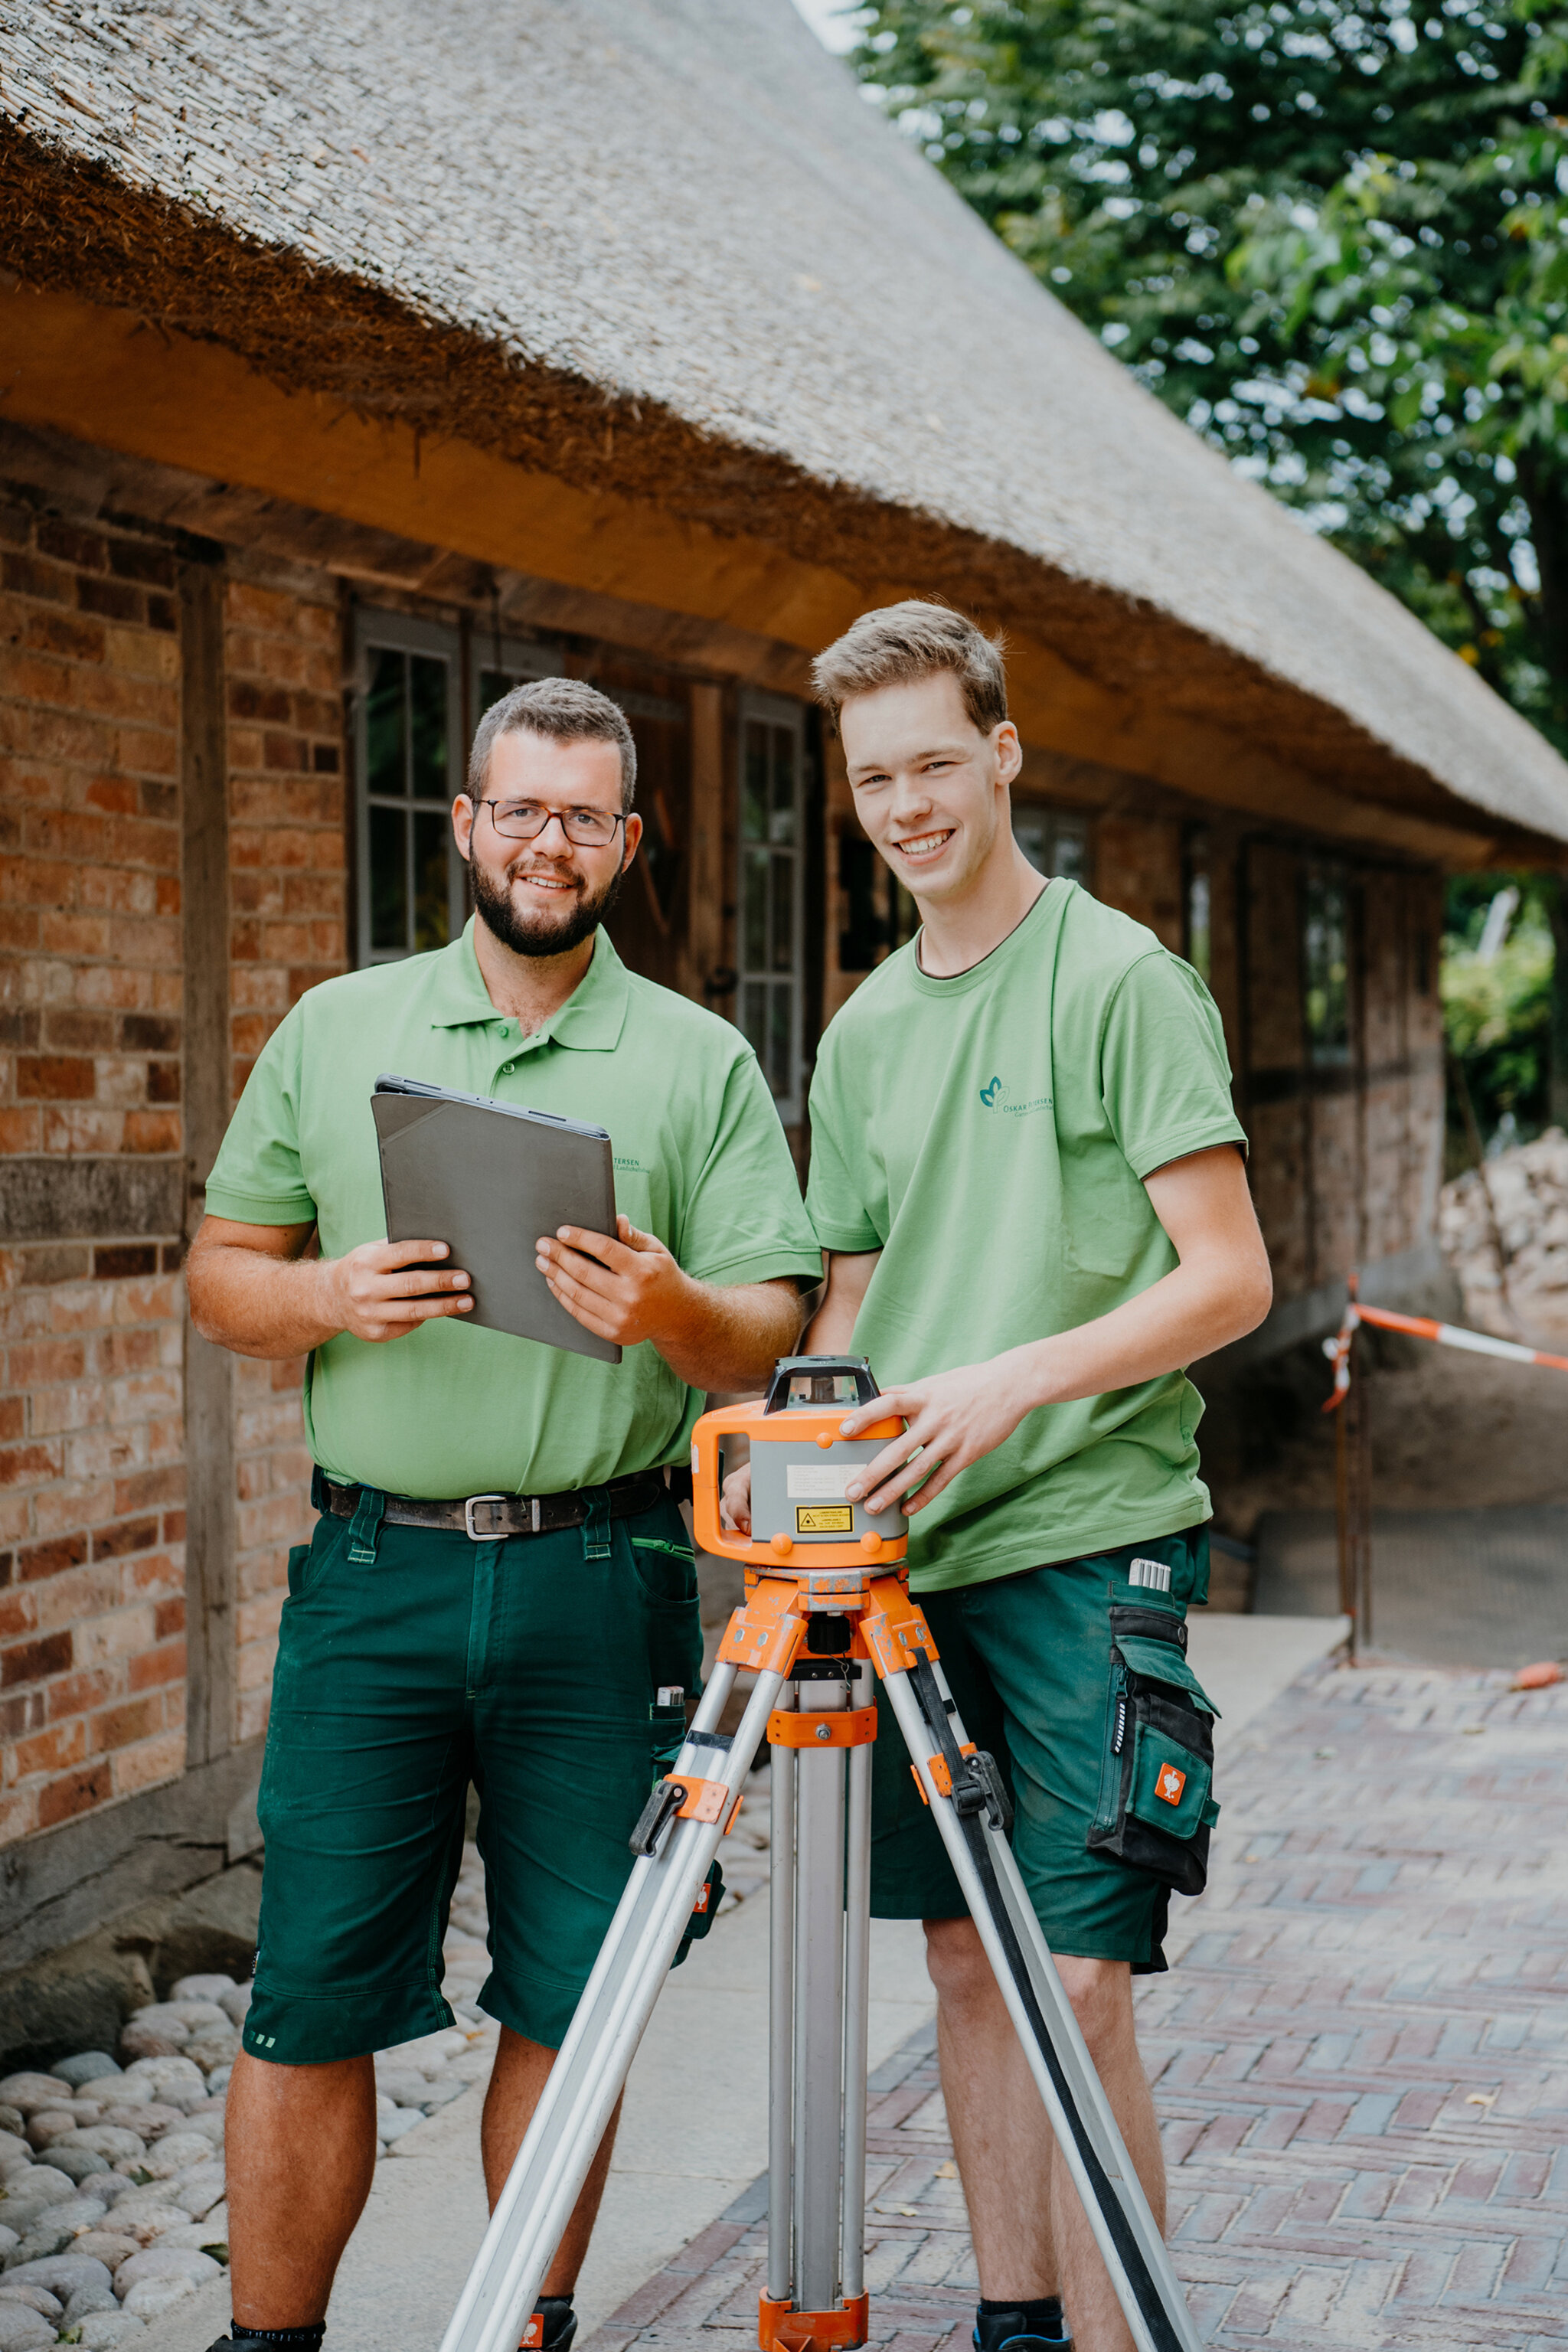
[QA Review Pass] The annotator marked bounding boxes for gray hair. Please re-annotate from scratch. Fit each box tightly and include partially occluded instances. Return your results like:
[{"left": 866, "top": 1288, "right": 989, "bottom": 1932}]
[
  {"left": 467, "top": 676, "right": 637, "bottom": 810},
  {"left": 812, "top": 600, "right": 1008, "bottom": 737}
]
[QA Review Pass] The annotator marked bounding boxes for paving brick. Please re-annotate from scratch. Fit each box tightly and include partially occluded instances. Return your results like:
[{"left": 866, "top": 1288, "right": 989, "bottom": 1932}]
[{"left": 580, "top": 1661, "right": 1568, "bottom": 2352}]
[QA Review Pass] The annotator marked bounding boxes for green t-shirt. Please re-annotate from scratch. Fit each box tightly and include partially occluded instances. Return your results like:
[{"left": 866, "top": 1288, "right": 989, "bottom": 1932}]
[
  {"left": 804, "top": 880, "right": 1247, "bottom": 1591},
  {"left": 205, "top": 922, "right": 822, "bottom": 1498}
]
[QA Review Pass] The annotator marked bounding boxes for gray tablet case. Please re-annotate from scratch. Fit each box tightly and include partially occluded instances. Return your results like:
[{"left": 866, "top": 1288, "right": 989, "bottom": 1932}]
[{"left": 371, "top": 1075, "right": 621, "bottom": 1364}]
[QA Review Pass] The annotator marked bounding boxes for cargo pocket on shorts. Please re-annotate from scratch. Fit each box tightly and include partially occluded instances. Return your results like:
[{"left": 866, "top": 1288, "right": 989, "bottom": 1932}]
[{"left": 1086, "top": 1604, "right": 1220, "bottom": 1899}]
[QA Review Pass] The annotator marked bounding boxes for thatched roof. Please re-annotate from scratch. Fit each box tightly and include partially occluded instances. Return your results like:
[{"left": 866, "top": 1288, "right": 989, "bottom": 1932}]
[{"left": 5, "top": 0, "right": 1567, "bottom": 848}]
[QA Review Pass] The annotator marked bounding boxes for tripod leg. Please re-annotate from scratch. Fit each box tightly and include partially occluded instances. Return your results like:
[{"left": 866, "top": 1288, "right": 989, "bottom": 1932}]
[
  {"left": 840, "top": 1660, "right": 873, "bottom": 2307},
  {"left": 878, "top": 1659, "right": 1203, "bottom": 2352},
  {"left": 794, "top": 1679, "right": 847, "bottom": 2315},
  {"left": 766, "top": 1681, "right": 796, "bottom": 2306},
  {"left": 440, "top": 1661, "right": 783, "bottom": 2352}
]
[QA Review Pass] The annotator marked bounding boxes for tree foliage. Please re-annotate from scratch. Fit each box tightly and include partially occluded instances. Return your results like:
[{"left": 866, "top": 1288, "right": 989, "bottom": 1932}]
[{"left": 853, "top": 0, "right": 1568, "bottom": 745}]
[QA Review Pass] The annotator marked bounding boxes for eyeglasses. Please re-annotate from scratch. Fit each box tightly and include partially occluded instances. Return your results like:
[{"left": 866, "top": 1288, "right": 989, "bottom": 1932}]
[{"left": 474, "top": 799, "right": 627, "bottom": 848}]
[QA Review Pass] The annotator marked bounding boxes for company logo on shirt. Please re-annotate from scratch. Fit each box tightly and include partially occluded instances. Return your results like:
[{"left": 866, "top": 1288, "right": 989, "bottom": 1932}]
[
  {"left": 1155, "top": 1764, "right": 1187, "bottom": 1807},
  {"left": 978, "top": 1074, "right": 1052, "bottom": 1118}
]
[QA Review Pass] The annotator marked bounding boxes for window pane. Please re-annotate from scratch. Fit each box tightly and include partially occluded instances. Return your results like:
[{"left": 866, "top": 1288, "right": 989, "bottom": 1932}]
[
  {"left": 767, "top": 984, "right": 792, "bottom": 1097},
  {"left": 1303, "top": 871, "right": 1351, "bottom": 1063},
  {"left": 769, "top": 727, "right": 795, "bottom": 845},
  {"left": 370, "top": 804, "right": 407, "bottom": 952},
  {"left": 409, "top": 655, "right": 448, "bottom": 799},
  {"left": 742, "top": 979, "right": 767, "bottom": 1063},
  {"left": 1012, "top": 811, "right": 1049, "bottom": 874},
  {"left": 770, "top": 852, "right": 795, "bottom": 972},
  {"left": 479, "top": 668, "right": 511, "bottom": 719},
  {"left": 413, "top": 811, "right": 451, "bottom": 954},
  {"left": 743, "top": 720, "right": 769, "bottom": 842},
  {"left": 1187, "top": 871, "right": 1211, "bottom": 984},
  {"left": 366, "top": 648, "right": 407, "bottom": 796},
  {"left": 742, "top": 845, "right": 769, "bottom": 972},
  {"left": 1053, "top": 820, "right": 1089, "bottom": 883}
]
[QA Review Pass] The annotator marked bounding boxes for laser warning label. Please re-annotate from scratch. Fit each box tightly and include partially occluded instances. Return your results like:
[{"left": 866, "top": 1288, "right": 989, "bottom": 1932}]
[{"left": 796, "top": 1504, "right": 854, "bottom": 1534}]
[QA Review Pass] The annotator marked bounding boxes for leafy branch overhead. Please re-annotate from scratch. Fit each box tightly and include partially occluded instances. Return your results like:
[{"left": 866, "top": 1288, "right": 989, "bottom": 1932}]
[{"left": 854, "top": 0, "right": 1568, "bottom": 748}]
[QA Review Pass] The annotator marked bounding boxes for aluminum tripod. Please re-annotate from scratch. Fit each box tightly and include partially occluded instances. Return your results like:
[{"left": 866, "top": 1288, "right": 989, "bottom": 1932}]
[{"left": 439, "top": 1556, "right": 1203, "bottom": 2352}]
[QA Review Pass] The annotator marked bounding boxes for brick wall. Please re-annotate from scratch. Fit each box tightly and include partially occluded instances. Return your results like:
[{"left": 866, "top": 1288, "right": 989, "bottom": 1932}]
[
  {"left": 0, "top": 501, "right": 189, "bottom": 1840},
  {"left": 222, "top": 577, "right": 347, "bottom": 1744},
  {"left": 0, "top": 494, "right": 348, "bottom": 1847}
]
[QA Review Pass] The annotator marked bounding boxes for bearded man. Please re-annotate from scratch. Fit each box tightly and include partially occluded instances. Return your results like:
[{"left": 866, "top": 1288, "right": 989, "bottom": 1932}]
[{"left": 188, "top": 678, "right": 822, "bottom": 2352}]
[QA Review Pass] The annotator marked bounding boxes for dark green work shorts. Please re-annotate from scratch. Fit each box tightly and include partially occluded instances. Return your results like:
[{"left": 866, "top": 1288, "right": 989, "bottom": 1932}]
[
  {"left": 243, "top": 1488, "right": 702, "bottom": 2066},
  {"left": 869, "top": 1527, "right": 1213, "bottom": 1974}
]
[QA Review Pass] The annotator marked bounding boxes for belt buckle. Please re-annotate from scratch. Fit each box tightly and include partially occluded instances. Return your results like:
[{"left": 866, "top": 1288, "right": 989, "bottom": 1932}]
[{"left": 463, "top": 1493, "right": 509, "bottom": 1542}]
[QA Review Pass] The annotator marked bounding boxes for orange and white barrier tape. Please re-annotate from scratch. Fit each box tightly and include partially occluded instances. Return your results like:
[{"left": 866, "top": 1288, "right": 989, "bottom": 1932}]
[{"left": 1322, "top": 1280, "right": 1568, "bottom": 1412}]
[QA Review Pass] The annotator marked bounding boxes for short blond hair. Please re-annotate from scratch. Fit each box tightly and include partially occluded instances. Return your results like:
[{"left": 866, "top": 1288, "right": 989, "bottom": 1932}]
[{"left": 811, "top": 600, "right": 1008, "bottom": 736}]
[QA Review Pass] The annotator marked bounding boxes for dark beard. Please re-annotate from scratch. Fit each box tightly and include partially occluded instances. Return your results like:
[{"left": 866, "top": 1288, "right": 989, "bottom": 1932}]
[{"left": 471, "top": 855, "right": 626, "bottom": 959}]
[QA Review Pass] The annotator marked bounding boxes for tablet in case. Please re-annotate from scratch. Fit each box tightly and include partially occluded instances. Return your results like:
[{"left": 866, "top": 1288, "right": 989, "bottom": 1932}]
[{"left": 371, "top": 1075, "right": 622, "bottom": 1364}]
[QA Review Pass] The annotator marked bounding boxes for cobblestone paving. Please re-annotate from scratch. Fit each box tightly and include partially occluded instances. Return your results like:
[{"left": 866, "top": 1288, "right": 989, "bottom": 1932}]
[{"left": 582, "top": 1658, "right": 1568, "bottom": 2351}]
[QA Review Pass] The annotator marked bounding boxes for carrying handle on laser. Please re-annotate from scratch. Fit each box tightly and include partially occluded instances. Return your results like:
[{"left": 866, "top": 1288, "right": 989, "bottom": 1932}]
[
  {"left": 691, "top": 1408, "right": 759, "bottom": 1561},
  {"left": 763, "top": 1355, "right": 881, "bottom": 1412}
]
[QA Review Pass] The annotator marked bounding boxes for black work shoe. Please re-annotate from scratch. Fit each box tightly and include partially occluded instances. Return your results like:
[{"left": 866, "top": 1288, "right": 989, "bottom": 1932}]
[
  {"left": 521, "top": 2298, "right": 577, "bottom": 2352},
  {"left": 207, "top": 2336, "right": 326, "bottom": 2352},
  {"left": 973, "top": 2308, "right": 1072, "bottom": 2351}
]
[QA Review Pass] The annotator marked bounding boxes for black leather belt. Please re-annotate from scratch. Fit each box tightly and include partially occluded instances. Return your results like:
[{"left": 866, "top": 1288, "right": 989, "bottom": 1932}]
[{"left": 319, "top": 1465, "right": 691, "bottom": 1542}]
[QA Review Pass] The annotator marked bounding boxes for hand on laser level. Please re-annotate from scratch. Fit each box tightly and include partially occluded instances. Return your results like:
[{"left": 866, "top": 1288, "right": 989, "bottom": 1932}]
[
  {"left": 719, "top": 1460, "right": 753, "bottom": 1534},
  {"left": 537, "top": 1215, "right": 693, "bottom": 1351},
  {"left": 323, "top": 1238, "right": 473, "bottom": 1344},
  {"left": 838, "top": 1358, "right": 1030, "bottom": 1515}
]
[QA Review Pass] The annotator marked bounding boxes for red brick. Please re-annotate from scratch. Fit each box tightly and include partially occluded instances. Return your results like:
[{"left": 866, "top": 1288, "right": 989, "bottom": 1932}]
[
  {"left": 36, "top": 1760, "right": 111, "bottom": 1827},
  {"left": 122, "top": 1112, "right": 181, "bottom": 1153},
  {"left": 89, "top": 1694, "right": 161, "bottom": 1751},
  {"left": 153, "top": 1595, "right": 185, "bottom": 1639},
  {"left": 15, "top": 1056, "right": 93, "bottom": 1099},
  {"left": 90, "top": 1514, "right": 158, "bottom": 1561},
  {"left": 128, "top": 1639, "right": 185, "bottom": 1690},
  {"left": 2, "top": 1629, "right": 73, "bottom": 1687},
  {"left": 77, "top": 575, "right": 143, "bottom": 623},
  {"left": 45, "top": 1668, "right": 112, "bottom": 1720},
  {"left": 91, "top": 1245, "right": 158, "bottom": 1281},
  {"left": 0, "top": 1690, "right": 46, "bottom": 1739},
  {"left": 113, "top": 1467, "right": 185, "bottom": 1512},
  {"left": 13, "top": 1717, "right": 87, "bottom": 1778},
  {"left": 0, "top": 1441, "right": 63, "bottom": 1488},
  {"left": 6, "top": 1338, "right": 87, "bottom": 1386},
  {"left": 17, "top": 1533, "right": 88, "bottom": 1582},
  {"left": 161, "top": 1510, "right": 186, "bottom": 1545},
  {"left": 2, "top": 550, "right": 74, "bottom": 603},
  {"left": 35, "top": 519, "right": 107, "bottom": 570}
]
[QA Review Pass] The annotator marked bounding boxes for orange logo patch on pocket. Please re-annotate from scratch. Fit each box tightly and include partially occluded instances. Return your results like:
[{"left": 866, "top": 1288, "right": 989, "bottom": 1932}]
[
  {"left": 1155, "top": 1764, "right": 1187, "bottom": 1807},
  {"left": 521, "top": 2320, "right": 544, "bottom": 2349}
]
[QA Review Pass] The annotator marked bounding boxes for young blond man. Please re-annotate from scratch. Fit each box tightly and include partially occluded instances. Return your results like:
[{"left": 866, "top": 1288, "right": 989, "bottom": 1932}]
[{"left": 725, "top": 605, "right": 1272, "bottom": 2352}]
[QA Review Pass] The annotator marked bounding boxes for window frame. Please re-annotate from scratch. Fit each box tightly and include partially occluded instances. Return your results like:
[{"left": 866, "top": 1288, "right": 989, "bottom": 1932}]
[
  {"left": 737, "top": 689, "right": 808, "bottom": 1124},
  {"left": 1301, "top": 861, "right": 1357, "bottom": 1069},
  {"left": 351, "top": 609, "right": 468, "bottom": 967}
]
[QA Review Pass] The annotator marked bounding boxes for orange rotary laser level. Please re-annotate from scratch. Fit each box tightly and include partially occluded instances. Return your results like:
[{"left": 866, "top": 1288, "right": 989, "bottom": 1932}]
[{"left": 691, "top": 1354, "right": 908, "bottom": 1570}]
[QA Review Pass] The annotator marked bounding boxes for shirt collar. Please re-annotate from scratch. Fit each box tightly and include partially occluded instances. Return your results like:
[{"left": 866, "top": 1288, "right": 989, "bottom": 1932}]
[{"left": 426, "top": 920, "right": 630, "bottom": 1053}]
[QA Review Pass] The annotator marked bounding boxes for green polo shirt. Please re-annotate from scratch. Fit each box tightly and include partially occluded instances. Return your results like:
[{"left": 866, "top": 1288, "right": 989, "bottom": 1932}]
[{"left": 204, "top": 923, "right": 822, "bottom": 1498}]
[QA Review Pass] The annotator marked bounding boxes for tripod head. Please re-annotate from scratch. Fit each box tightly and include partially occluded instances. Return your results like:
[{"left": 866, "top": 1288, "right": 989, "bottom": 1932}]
[{"left": 691, "top": 1353, "right": 909, "bottom": 1572}]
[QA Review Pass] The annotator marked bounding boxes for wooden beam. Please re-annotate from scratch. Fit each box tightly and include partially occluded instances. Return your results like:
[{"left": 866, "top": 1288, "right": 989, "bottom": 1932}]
[
  {"left": 686, "top": 683, "right": 727, "bottom": 1004},
  {"left": 0, "top": 285, "right": 1518, "bottom": 867},
  {"left": 178, "top": 556, "right": 234, "bottom": 1770}
]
